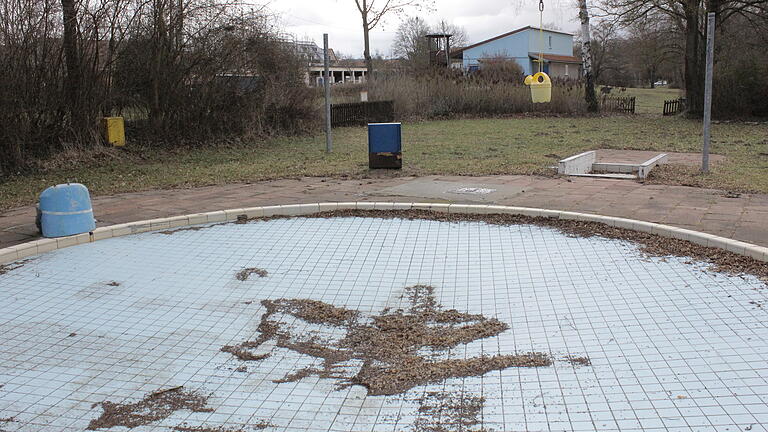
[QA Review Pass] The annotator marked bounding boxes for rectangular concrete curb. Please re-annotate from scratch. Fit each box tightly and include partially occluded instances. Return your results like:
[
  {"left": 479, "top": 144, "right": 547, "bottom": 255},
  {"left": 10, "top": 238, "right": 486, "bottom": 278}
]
[
  {"left": 373, "top": 202, "right": 395, "bottom": 210},
  {"left": 224, "top": 209, "right": 246, "bottom": 221},
  {"left": 188, "top": 214, "right": 209, "bottom": 225},
  {"left": 12, "top": 243, "right": 38, "bottom": 260},
  {"left": 278, "top": 204, "right": 314, "bottom": 216},
  {"left": 558, "top": 151, "right": 596, "bottom": 175},
  {"left": 638, "top": 154, "right": 669, "bottom": 179},
  {"left": 335, "top": 202, "right": 358, "bottom": 211},
  {"left": 36, "top": 239, "right": 58, "bottom": 253},
  {"left": 242, "top": 207, "right": 265, "bottom": 218},
  {"left": 744, "top": 245, "right": 768, "bottom": 261},
  {"left": 317, "top": 203, "right": 338, "bottom": 212},
  {"left": 449, "top": 204, "right": 484, "bottom": 214},
  {"left": 91, "top": 227, "right": 114, "bottom": 241},
  {"left": 56, "top": 235, "right": 80, "bottom": 249},
  {"left": 0, "top": 249, "right": 18, "bottom": 264},
  {"left": 110, "top": 224, "right": 133, "bottom": 238},
  {"left": 206, "top": 211, "right": 228, "bottom": 223},
  {"left": 260, "top": 206, "right": 282, "bottom": 217}
]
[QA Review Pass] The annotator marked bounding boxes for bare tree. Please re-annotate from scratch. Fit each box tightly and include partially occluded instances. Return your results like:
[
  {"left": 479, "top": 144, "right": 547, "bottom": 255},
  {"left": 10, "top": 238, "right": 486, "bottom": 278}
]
[
  {"left": 392, "top": 16, "right": 431, "bottom": 70},
  {"left": 434, "top": 20, "right": 468, "bottom": 48},
  {"left": 352, "top": 0, "right": 433, "bottom": 76},
  {"left": 578, "top": 0, "right": 599, "bottom": 112},
  {"left": 625, "top": 14, "right": 679, "bottom": 87}
]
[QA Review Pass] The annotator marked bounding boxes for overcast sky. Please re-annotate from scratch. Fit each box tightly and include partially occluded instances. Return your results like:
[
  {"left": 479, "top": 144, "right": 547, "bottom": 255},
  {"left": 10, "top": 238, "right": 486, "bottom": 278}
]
[{"left": 267, "top": 0, "right": 580, "bottom": 58}]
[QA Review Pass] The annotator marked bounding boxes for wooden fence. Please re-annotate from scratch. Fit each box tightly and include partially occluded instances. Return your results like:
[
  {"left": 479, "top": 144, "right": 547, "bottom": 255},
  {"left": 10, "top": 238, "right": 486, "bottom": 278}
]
[
  {"left": 601, "top": 96, "right": 636, "bottom": 114},
  {"left": 663, "top": 98, "right": 686, "bottom": 116},
  {"left": 330, "top": 101, "right": 395, "bottom": 127}
]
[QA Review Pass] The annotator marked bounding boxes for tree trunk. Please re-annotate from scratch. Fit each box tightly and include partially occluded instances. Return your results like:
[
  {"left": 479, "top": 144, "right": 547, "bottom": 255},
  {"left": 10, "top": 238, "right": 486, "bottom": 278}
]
[
  {"left": 684, "top": 6, "right": 704, "bottom": 117},
  {"left": 150, "top": 0, "right": 167, "bottom": 132},
  {"left": 61, "top": 0, "right": 85, "bottom": 130},
  {"left": 362, "top": 12, "right": 373, "bottom": 77},
  {"left": 578, "top": 0, "right": 599, "bottom": 112}
]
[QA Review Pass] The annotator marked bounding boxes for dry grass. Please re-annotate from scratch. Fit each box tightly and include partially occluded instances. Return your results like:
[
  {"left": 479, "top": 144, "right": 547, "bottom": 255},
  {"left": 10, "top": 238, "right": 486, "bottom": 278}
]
[{"left": 367, "top": 76, "right": 589, "bottom": 119}]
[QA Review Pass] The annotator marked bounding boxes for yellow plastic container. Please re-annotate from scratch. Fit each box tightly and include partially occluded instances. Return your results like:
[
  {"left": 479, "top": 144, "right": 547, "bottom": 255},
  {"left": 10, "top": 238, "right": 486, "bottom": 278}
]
[
  {"left": 524, "top": 72, "right": 552, "bottom": 103},
  {"left": 102, "top": 117, "right": 125, "bottom": 147}
]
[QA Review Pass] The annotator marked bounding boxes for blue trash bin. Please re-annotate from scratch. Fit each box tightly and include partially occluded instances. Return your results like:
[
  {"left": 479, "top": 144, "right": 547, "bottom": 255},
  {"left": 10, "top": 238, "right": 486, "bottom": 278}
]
[
  {"left": 368, "top": 122, "right": 402, "bottom": 169},
  {"left": 39, "top": 183, "right": 96, "bottom": 238}
]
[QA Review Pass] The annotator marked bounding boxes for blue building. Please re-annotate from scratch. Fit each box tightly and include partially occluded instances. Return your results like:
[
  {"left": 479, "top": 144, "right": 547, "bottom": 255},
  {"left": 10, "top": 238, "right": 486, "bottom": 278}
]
[{"left": 451, "top": 26, "right": 582, "bottom": 78}]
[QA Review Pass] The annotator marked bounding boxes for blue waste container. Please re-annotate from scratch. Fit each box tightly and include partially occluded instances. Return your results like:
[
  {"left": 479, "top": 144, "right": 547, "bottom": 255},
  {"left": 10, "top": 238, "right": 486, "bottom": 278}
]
[
  {"left": 38, "top": 183, "right": 96, "bottom": 238},
  {"left": 368, "top": 122, "right": 402, "bottom": 169}
]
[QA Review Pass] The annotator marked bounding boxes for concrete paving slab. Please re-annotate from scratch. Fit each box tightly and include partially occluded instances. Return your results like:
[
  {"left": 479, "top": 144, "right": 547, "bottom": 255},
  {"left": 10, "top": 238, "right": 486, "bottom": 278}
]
[{"left": 372, "top": 178, "right": 526, "bottom": 203}]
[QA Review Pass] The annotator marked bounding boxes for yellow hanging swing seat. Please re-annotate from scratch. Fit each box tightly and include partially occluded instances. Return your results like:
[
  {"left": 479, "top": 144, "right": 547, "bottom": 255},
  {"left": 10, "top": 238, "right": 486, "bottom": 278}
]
[{"left": 525, "top": 72, "right": 552, "bottom": 103}]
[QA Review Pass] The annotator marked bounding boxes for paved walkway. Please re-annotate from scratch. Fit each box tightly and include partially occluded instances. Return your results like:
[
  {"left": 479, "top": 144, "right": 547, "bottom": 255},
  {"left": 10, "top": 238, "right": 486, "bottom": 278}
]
[{"left": 2, "top": 175, "right": 767, "bottom": 248}]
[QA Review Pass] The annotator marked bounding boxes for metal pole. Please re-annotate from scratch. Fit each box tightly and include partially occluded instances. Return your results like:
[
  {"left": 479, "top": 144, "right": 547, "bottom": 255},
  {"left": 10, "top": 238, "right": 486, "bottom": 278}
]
[
  {"left": 445, "top": 35, "right": 450, "bottom": 68},
  {"left": 702, "top": 12, "right": 715, "bottom": 173},
  {"left": 323, "top": 33, "right": 332, "bottom": 153}
]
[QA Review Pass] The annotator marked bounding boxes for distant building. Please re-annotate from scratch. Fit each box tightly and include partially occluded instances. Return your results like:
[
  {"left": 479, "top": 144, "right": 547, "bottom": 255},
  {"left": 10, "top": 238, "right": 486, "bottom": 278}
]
[
  {"left": 451, "top": 26, "right": 582, "bottom": 78},
  {"left": 286, "top": 39, "right": 368, "bottom": 86}
]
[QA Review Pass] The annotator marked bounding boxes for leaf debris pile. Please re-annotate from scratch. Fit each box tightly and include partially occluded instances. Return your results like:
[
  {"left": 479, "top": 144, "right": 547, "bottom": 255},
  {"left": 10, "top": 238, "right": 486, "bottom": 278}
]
[
  {"left": 221, "top": 285, "right": 554, "bottom": 396},
  {"left": 235, "top": 268, "right": 268, "bottom": 281},
  {"left": 87, "top": 387, "right": 213, "bottom": 430}
]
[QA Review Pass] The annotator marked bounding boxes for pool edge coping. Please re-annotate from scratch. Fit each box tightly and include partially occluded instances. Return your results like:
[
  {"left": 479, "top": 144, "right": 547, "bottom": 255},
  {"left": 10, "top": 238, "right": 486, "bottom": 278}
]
[{"left": 1, "top": 202, "right": 766, "bottom": 264}]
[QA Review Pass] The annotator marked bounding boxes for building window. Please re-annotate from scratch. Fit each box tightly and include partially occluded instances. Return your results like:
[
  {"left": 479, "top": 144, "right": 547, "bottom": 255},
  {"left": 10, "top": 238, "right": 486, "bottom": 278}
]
[{"left": 548, "top": 36, "right": 552, "bottom": 49}]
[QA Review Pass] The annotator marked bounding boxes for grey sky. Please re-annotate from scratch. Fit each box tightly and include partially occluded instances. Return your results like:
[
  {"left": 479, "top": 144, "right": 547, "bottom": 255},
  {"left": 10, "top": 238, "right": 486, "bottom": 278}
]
[{"left": 269, "top": 0, "right": 580, "bottom": 58}]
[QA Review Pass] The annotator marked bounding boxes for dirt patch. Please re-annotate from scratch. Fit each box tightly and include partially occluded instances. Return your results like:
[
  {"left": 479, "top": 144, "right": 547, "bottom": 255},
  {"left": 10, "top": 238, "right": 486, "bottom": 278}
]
[
  {"left": 565, "top": 356, "right": 591, "bottom": 366},
  {"left": 414, "top": 391, "right": 489, "bottom": 432},
  {"left": 235, "top": 268, "right": 268, "bottom": 281},
  {"left": 220, "top": 343, "right": 271, "bottom": 361},
  {"left": 221, "top": 285, "right": 557, "bottom": 396},
  {"left": 0, "top": 259, "right": 32, "bottom": 276},
  {"left": 645, "top": 164, "right": 759, "bottom": 194},
  {"left": 253, "top": 420, "right": 274, "bottom": 429},
  {"left": 247, "top": 209, "right": 768, "bottom": 283},
  {"left": 87, "top": 386, "right": 213, "bottom": 430}
]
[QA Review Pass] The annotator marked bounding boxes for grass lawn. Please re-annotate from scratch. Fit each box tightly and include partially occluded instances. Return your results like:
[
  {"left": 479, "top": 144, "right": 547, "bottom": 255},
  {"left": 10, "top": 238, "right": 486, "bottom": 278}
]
[
  {"left": 602, "top": 86, "right": 683, "bottom": 114},
  {"left": 0, "top": 115, "right": 766, "bottom": 210}
]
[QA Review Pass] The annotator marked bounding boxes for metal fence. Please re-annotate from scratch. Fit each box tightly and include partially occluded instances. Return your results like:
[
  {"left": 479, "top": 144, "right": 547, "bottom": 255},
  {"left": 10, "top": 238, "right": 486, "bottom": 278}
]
[
  {"left": 663, "top": 98, "right": 686, "bottom": 116},
  {"left": 330, "top": 101, "right": 395, "bottom": 127},
  {"left": 601, "top": 96, "right": 636, "bottom": 114}
]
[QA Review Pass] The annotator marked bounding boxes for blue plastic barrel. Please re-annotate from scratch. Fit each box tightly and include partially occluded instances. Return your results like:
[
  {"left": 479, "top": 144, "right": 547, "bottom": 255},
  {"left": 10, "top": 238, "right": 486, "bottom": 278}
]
[
  {"left": 39, "top": 183, "right": 96, "bottom": 238},
  {"left": 368, "top": 123, "right": 402, "bottom": 169}
]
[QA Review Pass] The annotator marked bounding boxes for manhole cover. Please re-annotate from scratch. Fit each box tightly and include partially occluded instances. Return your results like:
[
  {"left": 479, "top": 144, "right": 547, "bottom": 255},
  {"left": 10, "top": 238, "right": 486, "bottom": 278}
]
[{"left": 0, "top": 216, "right": 766, "bottom": 431}]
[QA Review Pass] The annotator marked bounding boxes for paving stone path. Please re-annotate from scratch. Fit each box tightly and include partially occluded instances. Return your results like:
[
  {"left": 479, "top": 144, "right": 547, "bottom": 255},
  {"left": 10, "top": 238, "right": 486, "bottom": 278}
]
[{"left": 2, "top": 175, "right": 766, "bottom": 248}]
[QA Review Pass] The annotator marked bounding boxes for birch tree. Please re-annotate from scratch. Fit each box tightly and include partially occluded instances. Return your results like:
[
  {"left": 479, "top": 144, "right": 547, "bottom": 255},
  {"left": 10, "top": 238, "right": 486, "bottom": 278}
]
[{"left": 578, "top": 0, "right": 599, "bottom": 112}]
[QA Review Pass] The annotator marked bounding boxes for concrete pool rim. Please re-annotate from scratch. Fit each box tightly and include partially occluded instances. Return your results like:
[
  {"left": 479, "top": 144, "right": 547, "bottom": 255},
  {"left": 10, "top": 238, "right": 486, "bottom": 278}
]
[{"left": 1, "top": 202, "right": 767, "bottom": 265}]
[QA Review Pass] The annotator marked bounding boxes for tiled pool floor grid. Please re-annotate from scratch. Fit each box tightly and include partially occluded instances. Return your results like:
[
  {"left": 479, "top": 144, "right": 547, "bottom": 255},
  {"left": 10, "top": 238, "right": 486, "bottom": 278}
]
[{"left": 0, "top": 217, "right": 767, "bottom": 431}]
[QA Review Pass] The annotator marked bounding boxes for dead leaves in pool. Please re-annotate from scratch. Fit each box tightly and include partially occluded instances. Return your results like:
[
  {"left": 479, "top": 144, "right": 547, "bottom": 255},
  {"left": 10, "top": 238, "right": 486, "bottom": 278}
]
[{"left": 222, "top": 285, "right": 562, "bottom": 396}]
